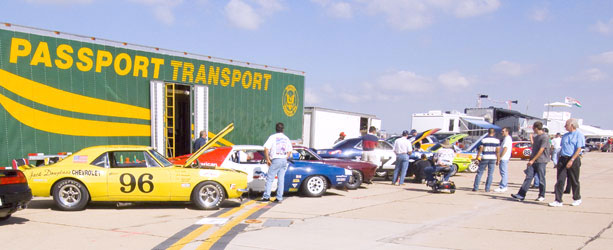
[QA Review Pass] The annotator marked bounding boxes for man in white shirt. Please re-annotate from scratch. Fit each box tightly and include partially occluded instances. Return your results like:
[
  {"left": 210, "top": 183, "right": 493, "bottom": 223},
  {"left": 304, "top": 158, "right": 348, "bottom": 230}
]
[
  {"left": 262, "top": 122, "right": 293, "bottom": 203},
  {"left": 495, "top": 127, "right": 513, "bottom": 193},
  {"left": 551, "top": 133, "right": 562, "bottom": 166},
  {"left": 392, "top": 130, "right": 413, "bottom": 185},
  {"left": 425, "top": 139, "right": 455, "bottom": 185}
]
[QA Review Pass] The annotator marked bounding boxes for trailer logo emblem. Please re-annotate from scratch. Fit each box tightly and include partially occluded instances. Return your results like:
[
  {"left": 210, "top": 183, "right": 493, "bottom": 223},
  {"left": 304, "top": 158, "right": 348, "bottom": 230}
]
[{"left": 282, "top": 85, "right": 298, "bottom": 117}]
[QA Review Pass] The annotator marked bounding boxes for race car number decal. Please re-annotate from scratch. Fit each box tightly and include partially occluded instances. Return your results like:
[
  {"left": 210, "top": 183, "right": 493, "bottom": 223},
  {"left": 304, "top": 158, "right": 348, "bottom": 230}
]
[{"left": 120, "top": 173, "right": 154, "bottom": 193}]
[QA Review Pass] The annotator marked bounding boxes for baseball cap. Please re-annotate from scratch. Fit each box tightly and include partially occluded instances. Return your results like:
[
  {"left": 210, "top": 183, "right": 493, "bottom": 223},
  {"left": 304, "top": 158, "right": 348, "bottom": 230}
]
[
  {"left": 402, "top": 130, "right": 409, "bottom": 136},
  {"left": 410, "top": 129, "right": 417, "bottom": 134},
  {"left": 340, "top": 132, "right": 346, "bottom": 136}
]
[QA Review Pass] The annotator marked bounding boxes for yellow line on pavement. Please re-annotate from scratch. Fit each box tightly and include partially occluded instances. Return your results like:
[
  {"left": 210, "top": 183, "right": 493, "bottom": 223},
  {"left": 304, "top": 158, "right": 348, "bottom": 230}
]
[
  {"left": 166, "top": 200, "right": 256, "bottom": 250},
  {"left": 195, "top": 203, "right": 267, "bottom": 250}
]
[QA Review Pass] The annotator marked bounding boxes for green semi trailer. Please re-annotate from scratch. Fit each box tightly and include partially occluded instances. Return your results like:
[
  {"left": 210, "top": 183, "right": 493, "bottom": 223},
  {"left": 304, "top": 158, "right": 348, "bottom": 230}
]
[{"left": 0, "top": 23, "right": 304, "bottom": 166}]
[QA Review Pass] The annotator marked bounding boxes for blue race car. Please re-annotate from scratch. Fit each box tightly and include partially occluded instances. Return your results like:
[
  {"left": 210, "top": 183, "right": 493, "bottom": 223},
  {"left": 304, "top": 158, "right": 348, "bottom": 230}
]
[{"left": 192, "top": 145, "right": 350, "bottom": 197}]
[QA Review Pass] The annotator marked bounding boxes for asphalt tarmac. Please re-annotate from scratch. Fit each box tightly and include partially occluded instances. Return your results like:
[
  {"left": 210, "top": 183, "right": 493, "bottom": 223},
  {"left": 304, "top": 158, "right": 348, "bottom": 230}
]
[{"left": 2, "top": 152, "right": 612, "bottom": 250}]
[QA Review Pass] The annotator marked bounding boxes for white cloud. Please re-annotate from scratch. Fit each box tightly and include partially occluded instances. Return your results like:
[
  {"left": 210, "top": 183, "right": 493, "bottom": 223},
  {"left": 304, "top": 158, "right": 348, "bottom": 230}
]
[
  {"left": 25, "top": 0, "right": 92, "bottom": 3},
  {"left": 591, "top": 18, "right": 613, "bottom": 35},
  {"left": 225, "top": 0, "right": 284, "bottom": 30},
  {"left": 438, "top": 71, "right": 470, "bottom": 88},
  {"left": 355, "top": 0, "right": 500, "bottom": 30},
  {"left": 591, "top": 51, "right": 613, "bottom": 64},
  {"left": 305, "top": 88, "right": 321, "bottom": 105},
  {"left": 491, "top": 60, "right": 530, "bottom": 77},
  {"left": 363, "top": 0, "right": 432, "bottom": 30},
  {"left": 530, "top": 7, "right": 549, "bottom": 22},
  {"left": 130, "top": 0, "right": 183, "bottom": 25},
  {"left": 450, "top": 0, "right": 501, "bottom": 18},
  {"left": 579, "top": 68, "right": 607, "bottom": 82},
  {"left": 377, "top": 70, "right": 434, "bottom": 92},
  {"left": 311, "top": 0, "right": 353, "bottom": 19}
]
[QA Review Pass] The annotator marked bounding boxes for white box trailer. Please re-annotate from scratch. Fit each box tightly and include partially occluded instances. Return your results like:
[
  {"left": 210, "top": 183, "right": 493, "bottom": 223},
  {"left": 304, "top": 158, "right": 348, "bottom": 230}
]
[{"left": 303, "top": 107, "right": 380, "bottom": 149}]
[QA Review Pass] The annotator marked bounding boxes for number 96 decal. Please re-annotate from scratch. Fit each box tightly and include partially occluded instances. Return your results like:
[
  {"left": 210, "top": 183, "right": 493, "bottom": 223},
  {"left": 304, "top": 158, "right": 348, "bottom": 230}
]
[{"left": 120, "top": 173, "right": 154, "bottom": 193}]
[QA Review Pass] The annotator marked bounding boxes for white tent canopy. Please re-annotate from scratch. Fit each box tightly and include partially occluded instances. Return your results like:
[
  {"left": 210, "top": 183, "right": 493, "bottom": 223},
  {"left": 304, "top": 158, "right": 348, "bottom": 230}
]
[{"left": 578, "top": 125, "right": 613, "bottom": 137}]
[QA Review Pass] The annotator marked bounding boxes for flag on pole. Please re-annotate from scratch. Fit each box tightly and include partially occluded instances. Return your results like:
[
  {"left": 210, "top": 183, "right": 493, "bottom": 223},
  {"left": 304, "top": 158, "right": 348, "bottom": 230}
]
[{"left": 565, "top": 97, "right": 582, "bottom": 107}]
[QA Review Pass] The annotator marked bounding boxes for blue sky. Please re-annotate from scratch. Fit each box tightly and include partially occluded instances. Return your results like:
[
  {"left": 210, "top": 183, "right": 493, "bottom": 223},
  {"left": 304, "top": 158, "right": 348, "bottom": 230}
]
[{"left": 2, "top": 0, "right": 612, "bottom": 133}]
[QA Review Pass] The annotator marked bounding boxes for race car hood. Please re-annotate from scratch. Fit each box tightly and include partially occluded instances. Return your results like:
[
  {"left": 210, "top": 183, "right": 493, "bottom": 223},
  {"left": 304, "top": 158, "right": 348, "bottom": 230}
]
[{"left": 182, "top": 123, "right": 234, "bottom": 168}]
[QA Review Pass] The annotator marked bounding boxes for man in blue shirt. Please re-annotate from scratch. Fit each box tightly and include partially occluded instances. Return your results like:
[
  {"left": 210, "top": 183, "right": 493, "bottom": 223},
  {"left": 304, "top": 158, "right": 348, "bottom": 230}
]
[
  {"left": 193, "top": 130, "right": 208, "bottom": 152},
  {"left": 549, "top": 118, "right": 585, "bottom": 207}
]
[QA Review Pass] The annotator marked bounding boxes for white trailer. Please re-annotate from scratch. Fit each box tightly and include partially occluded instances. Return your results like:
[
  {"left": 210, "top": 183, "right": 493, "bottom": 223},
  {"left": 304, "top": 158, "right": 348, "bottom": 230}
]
[{"left": 303, "top": 107, "right": 380, "bottom": 149}]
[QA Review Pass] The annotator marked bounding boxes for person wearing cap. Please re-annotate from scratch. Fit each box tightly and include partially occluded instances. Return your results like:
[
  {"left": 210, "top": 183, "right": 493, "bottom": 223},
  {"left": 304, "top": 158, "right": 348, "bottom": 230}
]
[
  {"left": 334, "top": 132, "right": 346, "bottom": 145},
  {"left": 392, "top": 130, "right": 413, "bottom": 185},
  {"left": 424, "top": 139, "right": 454, "bottom": 185}
]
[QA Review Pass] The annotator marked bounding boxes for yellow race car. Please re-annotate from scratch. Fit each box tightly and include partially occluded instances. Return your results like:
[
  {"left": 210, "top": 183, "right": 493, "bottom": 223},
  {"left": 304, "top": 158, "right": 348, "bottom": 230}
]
[{"left": 20, "top": 124, "right": 248, "bottom": 211}]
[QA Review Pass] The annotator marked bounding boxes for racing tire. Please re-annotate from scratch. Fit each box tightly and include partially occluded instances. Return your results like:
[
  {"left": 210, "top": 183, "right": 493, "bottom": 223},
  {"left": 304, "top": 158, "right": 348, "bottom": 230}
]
[
  {"left": 52, "top": 179, "right": 90, "bottom": 211},
  {"left": 192, "top": 181, "right": 225, "bottom": 210},
  {"left": 345, "top": 170, "right": 363, "bottom": 190},
  {"left": 449, "top": 164, "right": 458, "bottom": 177},
  {"left": 450, "top": 189, "right": 456, "bottom": 194},
  {"left": 468, "top": 160, "right": 479, "bottom": 173},
  {"left": 301, "top": 175, "right": 327, "bottom": 197}
]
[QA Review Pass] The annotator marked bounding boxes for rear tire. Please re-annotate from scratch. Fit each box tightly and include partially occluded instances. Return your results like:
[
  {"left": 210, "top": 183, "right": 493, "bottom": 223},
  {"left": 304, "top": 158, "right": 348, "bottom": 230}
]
[
  {"left": 301, "top": 175, "right": 327, "bottom": 197},
  {"left": 53, "top": 179, "right": 90, "bottom": 211},
  {"left": 345, "top": 170, "right": 363, "bottom": 190},
  {"left": 192, "top": 181, "right": 225, "bottom": 210}
]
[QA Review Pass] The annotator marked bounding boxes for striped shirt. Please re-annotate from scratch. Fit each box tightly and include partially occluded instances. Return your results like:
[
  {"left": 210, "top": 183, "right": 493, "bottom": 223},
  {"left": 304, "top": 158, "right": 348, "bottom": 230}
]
[{"left": 480, "top": 135, "right": 500, "bottom": 160}]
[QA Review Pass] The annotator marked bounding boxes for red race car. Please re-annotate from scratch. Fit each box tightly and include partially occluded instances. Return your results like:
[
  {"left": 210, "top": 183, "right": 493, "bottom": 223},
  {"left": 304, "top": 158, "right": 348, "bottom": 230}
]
[
  {"left": 291, "top": 145, "right": 377, "bottom": 190},
  {"left": 511, "top": 141, "right": 532, "bottom": 160}
]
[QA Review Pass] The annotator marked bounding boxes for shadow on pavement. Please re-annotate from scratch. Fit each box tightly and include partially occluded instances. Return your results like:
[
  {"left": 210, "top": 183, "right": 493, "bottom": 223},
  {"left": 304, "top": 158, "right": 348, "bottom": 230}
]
[
  {"left": 25, "top": 199, "right": 243, "bottom": 211},
  {"left": 0, "top": 216, "right": 29, "bottom": 225}
]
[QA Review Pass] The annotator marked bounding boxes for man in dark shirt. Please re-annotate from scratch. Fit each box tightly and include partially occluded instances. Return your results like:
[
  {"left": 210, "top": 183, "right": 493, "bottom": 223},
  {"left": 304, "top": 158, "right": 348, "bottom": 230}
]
[
  {"left": 412, "top": 154, "right": 431, "bottom": 183},
  {"left": 193, "top": 130, "right": 208, "bottom": 152},
  {"left": 512, "top": 121, "right": 550, "bottom": 202},
  {"left": 361, "top": 126, "right": 379, "bottom": 166}
]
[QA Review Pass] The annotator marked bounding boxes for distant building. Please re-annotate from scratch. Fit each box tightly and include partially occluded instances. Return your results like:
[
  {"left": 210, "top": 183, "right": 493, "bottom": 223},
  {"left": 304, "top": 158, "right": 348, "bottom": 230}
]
[
  {"left": 303, "top": 107, "right": 381, "bottom": 149},
  {"left": 544, "top": 111, "right": 613, "bottom": 138},
  {"left": 411, "top": 110, "right": 499, "bottom": 137},
  {"left": 465, "top": 107, "right": 543, "bottom": 139}
]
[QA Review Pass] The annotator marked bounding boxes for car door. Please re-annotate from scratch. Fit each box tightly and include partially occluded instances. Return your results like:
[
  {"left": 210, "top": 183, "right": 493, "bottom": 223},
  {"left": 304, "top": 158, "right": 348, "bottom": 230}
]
[
  {"left": 224, "top": 149, "right": 272, "bottom": 192},
  {"left": 106, "top": 150, "right": 171, "bottom": 201},
  {"left": 376, "top": 141, "right": 396, "bottom": 169}
]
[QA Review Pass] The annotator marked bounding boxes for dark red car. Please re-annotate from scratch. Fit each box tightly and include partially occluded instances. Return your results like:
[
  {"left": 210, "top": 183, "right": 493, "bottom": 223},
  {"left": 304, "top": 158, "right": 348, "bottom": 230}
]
[
  {"left": 292, "top": 145, "right": 377, "bottom": 189},
  {"left": 511, "top": 141, "right": 532, "bottom": 160}
]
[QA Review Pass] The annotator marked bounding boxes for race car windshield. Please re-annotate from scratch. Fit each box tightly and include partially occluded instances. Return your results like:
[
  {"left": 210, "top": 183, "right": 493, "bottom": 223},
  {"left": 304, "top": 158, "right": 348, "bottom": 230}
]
[{"left": 149, "top": 149, "right": 173, "bottom": 167}]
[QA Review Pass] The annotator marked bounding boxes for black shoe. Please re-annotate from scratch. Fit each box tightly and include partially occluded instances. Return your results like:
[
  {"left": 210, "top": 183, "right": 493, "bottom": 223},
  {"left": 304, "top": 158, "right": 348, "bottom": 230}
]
[
  {"left": 511, "top": 194, "right": 525, "bottom": 201},
  {"left": 272, "top": 199, "right": 282, "bottom": 203},
  {"left": 260, "top": 198, "right": 270, "bottom": 202}
]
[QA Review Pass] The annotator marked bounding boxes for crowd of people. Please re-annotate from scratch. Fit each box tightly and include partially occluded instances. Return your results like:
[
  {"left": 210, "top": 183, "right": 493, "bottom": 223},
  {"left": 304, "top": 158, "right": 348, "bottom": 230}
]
[
  {"left": 354, "top": 118, "right": 585, "bottom": 207},
  {"left": 250, "top": 117, "right": 585, "bottom": 207}
]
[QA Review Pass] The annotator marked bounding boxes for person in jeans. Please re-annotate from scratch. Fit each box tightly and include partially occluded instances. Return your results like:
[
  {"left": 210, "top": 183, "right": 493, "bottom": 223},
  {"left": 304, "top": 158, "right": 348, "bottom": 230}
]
[
  {"left": 392, "top": 130, "right": 413, "bottom": 185},
  {"left": 473, "top": 128, "right": 500, "bottom": 192},
  {"left": 550, "top": 118, "right": 585, "bottom": 207},
  {"left": 512, "top": 121, "right": 550, "bottom": 201},
  {"left": 262, "top": 122, "right": 293, "bottom": 203},
  {"left": 495, "top": 127, "right": 512, "bottom": 193},
  {"left": 425, "top": 140, "right": 454, "bottom": 185}
]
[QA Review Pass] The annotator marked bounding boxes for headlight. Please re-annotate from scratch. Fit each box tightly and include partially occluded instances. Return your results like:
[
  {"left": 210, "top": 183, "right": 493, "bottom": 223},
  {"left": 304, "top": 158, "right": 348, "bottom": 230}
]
[{"left": 344, "top": 169, "right": 352, "bottom": 176}]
